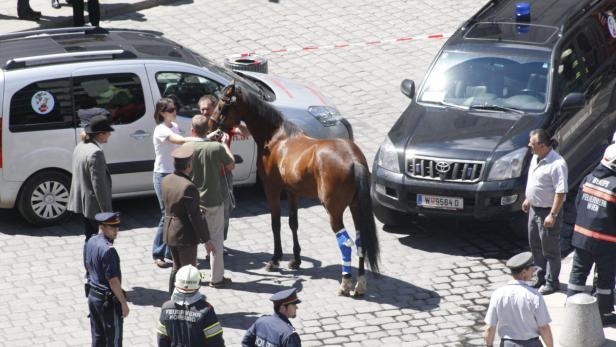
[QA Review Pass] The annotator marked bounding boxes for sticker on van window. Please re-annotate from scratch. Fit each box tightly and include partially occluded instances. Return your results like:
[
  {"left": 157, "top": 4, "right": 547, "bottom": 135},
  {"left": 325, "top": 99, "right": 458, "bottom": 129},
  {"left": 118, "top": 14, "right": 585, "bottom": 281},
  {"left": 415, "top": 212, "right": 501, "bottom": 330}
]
[
  {"left": 608, "top": 15, "right": 616, "bottom": 39},
  {"left": 31, "top": 91, "right": 55, "bottom": 115}
]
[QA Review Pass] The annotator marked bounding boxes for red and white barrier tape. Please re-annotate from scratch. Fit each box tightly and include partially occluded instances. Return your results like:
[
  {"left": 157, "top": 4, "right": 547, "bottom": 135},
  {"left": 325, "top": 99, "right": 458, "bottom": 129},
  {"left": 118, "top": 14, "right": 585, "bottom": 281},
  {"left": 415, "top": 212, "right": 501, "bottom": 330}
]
[{"left": 237, "top": 32, "right": 453, "bottom": 57}]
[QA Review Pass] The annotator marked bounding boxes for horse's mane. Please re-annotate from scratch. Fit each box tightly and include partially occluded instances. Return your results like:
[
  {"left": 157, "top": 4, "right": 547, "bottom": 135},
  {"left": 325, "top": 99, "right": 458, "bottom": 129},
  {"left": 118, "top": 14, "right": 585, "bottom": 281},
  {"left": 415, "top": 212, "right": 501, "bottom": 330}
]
[{"left": 241, "top": 86, "right": 303, "bottom": 137}]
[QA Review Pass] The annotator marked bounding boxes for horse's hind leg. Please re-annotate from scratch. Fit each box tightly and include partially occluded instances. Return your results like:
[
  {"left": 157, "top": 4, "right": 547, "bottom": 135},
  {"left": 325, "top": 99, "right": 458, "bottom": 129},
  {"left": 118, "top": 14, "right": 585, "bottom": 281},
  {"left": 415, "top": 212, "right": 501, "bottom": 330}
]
[
  {"left": 265, "top": 187, "right": 283, "bottom": 272},
  {"left": 350, "top": 203, "right": 367, "bottom": 297},
  {"left": 327, "top": 209, "right": 353, "bottom": 296},
  {"left": 287, "top": 192, "right": 301, "bottom": 270}
]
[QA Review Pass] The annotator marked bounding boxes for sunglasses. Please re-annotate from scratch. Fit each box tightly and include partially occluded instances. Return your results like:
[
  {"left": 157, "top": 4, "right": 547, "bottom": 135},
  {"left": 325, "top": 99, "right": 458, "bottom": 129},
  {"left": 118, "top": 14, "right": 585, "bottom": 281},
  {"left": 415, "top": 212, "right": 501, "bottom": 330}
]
[{"left": 164, "top": 107, "right": 176, "bottom": 113}]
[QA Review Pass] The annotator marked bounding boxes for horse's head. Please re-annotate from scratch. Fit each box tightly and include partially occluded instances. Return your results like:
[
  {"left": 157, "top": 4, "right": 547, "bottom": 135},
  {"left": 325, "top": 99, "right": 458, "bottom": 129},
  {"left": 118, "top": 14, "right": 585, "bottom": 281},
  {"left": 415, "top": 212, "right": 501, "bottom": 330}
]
[{"left": 209, "top": 81, "right": 243, "bottom": 133}]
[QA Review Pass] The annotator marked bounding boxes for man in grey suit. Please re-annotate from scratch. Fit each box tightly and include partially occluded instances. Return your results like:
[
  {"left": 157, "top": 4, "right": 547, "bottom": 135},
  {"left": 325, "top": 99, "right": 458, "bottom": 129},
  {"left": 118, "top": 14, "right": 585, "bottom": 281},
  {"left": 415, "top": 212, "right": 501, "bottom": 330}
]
[{"left": 68, "top": 114, "right": 114, "bottom": 241}]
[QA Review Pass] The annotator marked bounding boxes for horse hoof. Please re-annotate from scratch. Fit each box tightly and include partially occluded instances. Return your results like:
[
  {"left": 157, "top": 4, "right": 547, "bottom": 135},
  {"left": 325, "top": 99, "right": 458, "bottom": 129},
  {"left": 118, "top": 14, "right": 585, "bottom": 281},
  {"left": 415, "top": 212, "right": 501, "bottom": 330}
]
[
  {"left": 264, "top": 261, "right": 279, "bottom": 272},
  {"left": 352, "top": 275, "right": 367, "bottom": 297},
  {"left": 336, "top": 277, "right": 353, "bottom": 296},
  {"left": 288, "top": 259, "right": 301, "bottom": 270}
]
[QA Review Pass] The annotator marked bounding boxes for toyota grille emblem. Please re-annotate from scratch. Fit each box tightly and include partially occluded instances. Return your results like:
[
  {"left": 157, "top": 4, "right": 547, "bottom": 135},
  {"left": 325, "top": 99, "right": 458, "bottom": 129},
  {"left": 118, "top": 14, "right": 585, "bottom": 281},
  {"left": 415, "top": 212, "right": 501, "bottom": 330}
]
[{"left": 435, "top": 161, "right": 451, "bottom": 174}]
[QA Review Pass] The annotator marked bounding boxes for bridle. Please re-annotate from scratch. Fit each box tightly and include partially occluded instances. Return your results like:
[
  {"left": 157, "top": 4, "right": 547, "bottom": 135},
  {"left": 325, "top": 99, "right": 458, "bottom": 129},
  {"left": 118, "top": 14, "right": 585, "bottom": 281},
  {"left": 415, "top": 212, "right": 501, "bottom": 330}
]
[{"left": 211, "top": 85, "right": 237, "bottom": 131}]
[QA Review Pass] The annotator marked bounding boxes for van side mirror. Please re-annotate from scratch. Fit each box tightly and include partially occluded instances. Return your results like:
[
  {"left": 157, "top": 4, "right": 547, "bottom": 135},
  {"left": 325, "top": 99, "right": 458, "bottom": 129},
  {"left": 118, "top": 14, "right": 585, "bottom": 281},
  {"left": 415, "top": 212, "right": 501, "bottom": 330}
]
[
  {"left": 400, "top": 79, "right": 415, "bottom": 99},
  {"left": 560, "top": 92, "right": 585, "bottom": 112}
]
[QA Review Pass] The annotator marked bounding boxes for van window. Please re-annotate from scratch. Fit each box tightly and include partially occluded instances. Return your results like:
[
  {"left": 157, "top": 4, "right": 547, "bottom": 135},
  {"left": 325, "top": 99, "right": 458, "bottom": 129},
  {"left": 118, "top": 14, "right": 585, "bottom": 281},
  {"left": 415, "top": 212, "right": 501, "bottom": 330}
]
[
  {"left": 556, "top": 42, "right": 588, "bottom": 100},
  {"left": 155, "top": 72, "right": 221, "bottom": 116},
  {"left": 73, "top": 73, "right": 146, "bottom": 127},
  {"left": 9, "top": 78, "right": 73, "bottom": 132}
]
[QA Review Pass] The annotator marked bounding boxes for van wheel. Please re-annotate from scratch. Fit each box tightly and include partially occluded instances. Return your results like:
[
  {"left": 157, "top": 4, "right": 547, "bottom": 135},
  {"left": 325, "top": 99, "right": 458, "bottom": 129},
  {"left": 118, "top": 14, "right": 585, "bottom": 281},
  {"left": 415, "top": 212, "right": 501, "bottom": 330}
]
[
  {"left": 223, "top": 54, "right": 268, "bottom": 74},
  {"left": 373, "top": 201, "right": 410, "bottom": 226},
  {"left": 18, "top": 171, "right": 71, "bottom": 226}
]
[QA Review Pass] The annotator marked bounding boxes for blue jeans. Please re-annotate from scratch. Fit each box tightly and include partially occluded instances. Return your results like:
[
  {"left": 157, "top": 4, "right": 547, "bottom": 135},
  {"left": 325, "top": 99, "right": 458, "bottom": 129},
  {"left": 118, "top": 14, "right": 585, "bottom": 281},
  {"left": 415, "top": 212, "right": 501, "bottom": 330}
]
[{"left": 153, "top": 172, "right": 171, "bottom": 260}]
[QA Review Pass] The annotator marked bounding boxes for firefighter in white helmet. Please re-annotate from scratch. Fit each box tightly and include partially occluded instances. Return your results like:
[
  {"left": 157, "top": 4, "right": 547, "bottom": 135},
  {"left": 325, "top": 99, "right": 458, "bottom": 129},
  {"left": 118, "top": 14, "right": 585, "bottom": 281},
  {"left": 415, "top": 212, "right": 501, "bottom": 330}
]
[{"left": 157, "top": 265, "right": 225, "bottom": 346}]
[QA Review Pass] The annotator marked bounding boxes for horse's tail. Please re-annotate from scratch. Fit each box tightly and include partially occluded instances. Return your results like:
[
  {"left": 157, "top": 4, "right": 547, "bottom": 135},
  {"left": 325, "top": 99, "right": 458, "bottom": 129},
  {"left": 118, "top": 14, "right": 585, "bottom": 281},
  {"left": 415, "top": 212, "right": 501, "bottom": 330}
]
[{"left": 353, "top": 162, "right": 380, "bottom": 274}]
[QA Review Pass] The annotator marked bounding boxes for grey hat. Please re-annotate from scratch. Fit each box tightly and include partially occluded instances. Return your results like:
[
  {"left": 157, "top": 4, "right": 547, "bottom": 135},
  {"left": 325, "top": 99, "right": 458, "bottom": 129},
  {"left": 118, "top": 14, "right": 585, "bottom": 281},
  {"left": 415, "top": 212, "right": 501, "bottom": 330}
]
[{"left": 506, "top": 251, "right": 534, "bottom": 271}]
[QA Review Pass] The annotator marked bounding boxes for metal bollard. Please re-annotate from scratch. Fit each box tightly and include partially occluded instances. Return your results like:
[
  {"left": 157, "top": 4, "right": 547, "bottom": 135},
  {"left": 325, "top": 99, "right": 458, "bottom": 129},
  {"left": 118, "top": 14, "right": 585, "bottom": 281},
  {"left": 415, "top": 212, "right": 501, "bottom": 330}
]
[{"left": 560, "top": 293, "right": 605, "bottom": 347}]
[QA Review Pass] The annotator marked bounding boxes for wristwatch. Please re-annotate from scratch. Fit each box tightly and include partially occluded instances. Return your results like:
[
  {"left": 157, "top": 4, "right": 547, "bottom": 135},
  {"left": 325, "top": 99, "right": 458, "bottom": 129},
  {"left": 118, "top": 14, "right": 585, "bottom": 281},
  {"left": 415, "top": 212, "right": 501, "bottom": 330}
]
[{"left": 550, "top": 211, "right": 558, "bottom": 218}]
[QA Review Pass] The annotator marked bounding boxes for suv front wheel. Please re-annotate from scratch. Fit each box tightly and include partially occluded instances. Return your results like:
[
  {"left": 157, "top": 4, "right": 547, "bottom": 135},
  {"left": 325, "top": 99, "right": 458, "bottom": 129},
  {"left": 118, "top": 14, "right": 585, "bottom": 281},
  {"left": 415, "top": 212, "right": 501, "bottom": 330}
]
[{"left": 18, "top": 170, "right": 71, "bottom": 226}]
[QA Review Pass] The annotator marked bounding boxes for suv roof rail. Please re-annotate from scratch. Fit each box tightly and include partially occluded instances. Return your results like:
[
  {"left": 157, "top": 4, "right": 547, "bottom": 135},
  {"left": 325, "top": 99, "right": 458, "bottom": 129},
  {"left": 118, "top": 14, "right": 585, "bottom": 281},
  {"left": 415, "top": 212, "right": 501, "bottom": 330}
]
[
  {"left": 561, "top": 0, "right": 601, "bottom": 33},
  {"left": 0, "top": 26, "right": 104, "bottom": 42},
  {"left": 4, "top": 49, "right": 137, "bottom": 70},
  {"left": 461, "top": 0, "right": 501, "bottom": 30}
]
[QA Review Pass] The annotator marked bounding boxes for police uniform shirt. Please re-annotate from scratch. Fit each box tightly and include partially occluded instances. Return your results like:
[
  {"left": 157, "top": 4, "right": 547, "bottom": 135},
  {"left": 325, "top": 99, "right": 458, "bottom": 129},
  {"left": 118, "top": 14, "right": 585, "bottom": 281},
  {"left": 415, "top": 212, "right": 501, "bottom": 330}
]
[
  {"left": 84, "top": 233, "right": 121, "bottom": 291},
  {"left": 525, "top": 149, "right": 568, "bottom": 208},
  {"left": 484, "top": 280, "right": 551, "bottom": 340},
  {"left": 241, "top": 313, "right": 301, "bottom": 347}
]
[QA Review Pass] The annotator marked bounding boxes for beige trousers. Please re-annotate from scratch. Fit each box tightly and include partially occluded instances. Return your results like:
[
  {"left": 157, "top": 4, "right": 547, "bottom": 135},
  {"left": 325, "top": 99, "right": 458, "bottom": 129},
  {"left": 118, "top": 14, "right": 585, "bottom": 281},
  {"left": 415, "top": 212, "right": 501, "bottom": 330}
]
[{"left": 204, "top": 204, "right": 225, "bottom": 283}]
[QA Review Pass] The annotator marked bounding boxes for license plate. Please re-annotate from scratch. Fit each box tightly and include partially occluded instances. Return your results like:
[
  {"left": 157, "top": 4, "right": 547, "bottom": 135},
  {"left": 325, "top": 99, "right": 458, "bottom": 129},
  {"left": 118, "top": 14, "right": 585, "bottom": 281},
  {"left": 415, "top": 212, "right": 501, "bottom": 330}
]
[{"left": 417, "top": 194, "right": 463, "bottom": 210}]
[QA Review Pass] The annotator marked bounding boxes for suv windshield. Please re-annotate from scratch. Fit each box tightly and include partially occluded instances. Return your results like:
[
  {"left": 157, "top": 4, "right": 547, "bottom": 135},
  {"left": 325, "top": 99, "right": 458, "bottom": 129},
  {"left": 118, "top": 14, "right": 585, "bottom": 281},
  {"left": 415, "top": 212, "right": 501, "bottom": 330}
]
[{"left": 418, "top": 48, "right": 551, "bottom": 112}]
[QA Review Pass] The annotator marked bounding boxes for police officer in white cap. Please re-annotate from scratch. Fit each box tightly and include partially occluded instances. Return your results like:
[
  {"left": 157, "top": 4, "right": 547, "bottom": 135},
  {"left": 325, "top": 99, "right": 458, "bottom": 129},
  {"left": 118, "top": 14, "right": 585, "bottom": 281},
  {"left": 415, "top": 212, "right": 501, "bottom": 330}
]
[
  {"left": 157, "top": 264, "right": 225, "bottom": 347},
  {"left": 567, "top": 144, "right": 616, "bottom": 325},
  {"left": 484, "top": 252, "right": 553, "bottom": 347}
]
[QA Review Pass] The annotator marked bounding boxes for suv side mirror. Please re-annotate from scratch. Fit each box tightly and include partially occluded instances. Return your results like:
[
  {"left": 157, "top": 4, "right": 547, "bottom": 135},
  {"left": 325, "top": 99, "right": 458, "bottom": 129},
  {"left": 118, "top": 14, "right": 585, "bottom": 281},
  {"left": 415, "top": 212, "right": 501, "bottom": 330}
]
[
  {"left": 400, "top": 79, "right": 415, "bottom": 99},
  {"left": 560, "top": 92, "right": 585, "bottom": 112}
]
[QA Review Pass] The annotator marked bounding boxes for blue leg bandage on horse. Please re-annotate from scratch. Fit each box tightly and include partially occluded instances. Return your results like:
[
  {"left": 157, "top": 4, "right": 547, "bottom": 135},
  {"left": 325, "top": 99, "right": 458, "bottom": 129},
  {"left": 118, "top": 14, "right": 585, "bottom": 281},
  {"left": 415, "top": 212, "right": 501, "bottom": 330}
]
[{"left": 336, "top": 229, "right": 353, "bottom": 275}]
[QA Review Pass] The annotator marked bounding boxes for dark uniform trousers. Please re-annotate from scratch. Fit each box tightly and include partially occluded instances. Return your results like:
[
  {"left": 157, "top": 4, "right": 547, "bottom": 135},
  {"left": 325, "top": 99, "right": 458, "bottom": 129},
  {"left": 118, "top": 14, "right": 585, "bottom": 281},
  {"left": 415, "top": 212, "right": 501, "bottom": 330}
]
[
  {"left": 73, "top": 0, "right": 100, "bottom": 26},
  {"left": 168, "top": 244, "right": 198, "bottom": 293},
  {"left": 567, "top": 164, "right": 616, "bottom": 315},
  {"left": 88, "top": 289, "right": 123, "bottom": 347}
]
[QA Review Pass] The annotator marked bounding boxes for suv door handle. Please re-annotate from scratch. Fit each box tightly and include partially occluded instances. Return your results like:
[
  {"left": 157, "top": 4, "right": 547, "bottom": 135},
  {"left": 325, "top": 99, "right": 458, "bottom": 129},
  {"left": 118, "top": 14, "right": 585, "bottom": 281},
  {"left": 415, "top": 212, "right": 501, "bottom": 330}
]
[{"left": 130, "top": 130, "right": 151, "bottom": 140}]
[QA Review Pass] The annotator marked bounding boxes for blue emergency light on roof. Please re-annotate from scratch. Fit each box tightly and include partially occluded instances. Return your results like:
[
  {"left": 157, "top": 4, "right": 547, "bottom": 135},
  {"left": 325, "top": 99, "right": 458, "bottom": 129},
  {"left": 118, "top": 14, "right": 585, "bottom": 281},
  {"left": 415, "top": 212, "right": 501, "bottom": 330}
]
[{"left": 515, "top": 2, "right": 531, "bottom": 22}]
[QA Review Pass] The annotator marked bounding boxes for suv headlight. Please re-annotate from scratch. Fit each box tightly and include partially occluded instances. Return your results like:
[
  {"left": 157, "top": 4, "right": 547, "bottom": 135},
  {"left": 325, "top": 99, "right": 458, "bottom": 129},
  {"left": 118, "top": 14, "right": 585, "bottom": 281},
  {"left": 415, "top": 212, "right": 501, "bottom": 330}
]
[
  {"left": 487, "top": 147, "right": 528, "bottom": 181},
  {"left": 308, "top": 106, "right": 342, "bottom": 127},
  {"left": 376, "top": 137, "right": 400, "bottom": 173}
]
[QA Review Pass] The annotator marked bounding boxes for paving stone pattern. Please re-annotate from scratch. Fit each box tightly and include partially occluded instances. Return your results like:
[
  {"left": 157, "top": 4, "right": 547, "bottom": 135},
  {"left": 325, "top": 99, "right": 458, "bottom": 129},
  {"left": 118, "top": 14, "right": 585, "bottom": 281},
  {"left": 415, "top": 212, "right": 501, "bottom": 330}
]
[{"left": 0, "top": 0, "right": 535, "bottom": 346}]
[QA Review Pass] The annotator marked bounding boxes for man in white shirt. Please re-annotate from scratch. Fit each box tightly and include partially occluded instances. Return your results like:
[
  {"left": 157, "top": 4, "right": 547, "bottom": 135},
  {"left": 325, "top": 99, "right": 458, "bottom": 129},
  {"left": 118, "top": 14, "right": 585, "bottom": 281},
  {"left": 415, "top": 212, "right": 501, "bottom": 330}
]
[
  {"left": 484, "top": 252, "right": 554, "bottom": 347},
  {"left": 522, "top": 129, "right": 568, "bottom": 295}
]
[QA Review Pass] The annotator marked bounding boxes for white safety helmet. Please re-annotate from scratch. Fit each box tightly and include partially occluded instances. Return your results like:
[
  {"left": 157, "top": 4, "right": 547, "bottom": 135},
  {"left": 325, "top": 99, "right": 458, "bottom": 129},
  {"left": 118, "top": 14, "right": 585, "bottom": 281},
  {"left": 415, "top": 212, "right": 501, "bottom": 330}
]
[
  {"left": 174, "top": 265, "right": 202, "bottom": 293},
  {"left": 601, "top": 144, "right": 616, "bottom": 172}
]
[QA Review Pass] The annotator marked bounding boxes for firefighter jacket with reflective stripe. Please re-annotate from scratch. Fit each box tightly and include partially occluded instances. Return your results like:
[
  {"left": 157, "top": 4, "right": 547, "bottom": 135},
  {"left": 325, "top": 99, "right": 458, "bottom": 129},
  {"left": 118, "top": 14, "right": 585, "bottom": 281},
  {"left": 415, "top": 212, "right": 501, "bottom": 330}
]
[
  {"left": 572, "top": 164, "right": 616, "bottom": 253},
  {"left": 157, "top": 298, "right": 225, "bottom": 347}
]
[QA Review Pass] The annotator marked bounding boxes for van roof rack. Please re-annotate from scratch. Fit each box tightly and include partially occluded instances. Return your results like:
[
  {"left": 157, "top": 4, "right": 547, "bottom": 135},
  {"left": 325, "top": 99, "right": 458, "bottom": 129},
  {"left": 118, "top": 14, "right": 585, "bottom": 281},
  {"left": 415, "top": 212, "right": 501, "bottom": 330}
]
[
  {"left": 0, "top": 26, "right": 106, "bottom": 42},
  {"left": 4, "top": 49, "right": 137, "bottom": 70},
  {"left": 560, "top": 0, "right": 601, "bottom": 33}
]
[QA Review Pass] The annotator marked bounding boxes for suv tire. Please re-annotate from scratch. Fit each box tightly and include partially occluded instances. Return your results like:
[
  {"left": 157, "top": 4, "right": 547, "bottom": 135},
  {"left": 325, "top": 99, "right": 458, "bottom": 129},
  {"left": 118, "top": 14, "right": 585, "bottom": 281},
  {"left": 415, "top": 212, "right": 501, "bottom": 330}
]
[
  {"left": 373, "top": 202, "right": 411, "bottom": 226},
  {"left": 223, "top": 54, "right": 268, "bottom": 74},
  {"left": 18, "top": 170, "right": 71, "bottom": 226}
]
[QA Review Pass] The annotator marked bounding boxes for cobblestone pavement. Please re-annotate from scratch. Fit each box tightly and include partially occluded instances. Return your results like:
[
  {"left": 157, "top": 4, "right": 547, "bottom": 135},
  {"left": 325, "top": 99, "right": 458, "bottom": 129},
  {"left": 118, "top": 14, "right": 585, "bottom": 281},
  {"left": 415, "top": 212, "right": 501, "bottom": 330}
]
[{"left": 0, "top": 0, "right": 535, "bottom": 346}]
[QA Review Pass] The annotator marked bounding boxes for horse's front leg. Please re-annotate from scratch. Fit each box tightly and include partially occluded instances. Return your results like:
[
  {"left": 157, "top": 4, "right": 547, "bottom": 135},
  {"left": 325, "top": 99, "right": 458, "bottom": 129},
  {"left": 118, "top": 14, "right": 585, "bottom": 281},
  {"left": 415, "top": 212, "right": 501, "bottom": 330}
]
[
  {"left": 264, "top": 187, "right": 283, "bottom": 272},
  {"left": 287, "top": 192, "right": 301, "bottom": 270}
]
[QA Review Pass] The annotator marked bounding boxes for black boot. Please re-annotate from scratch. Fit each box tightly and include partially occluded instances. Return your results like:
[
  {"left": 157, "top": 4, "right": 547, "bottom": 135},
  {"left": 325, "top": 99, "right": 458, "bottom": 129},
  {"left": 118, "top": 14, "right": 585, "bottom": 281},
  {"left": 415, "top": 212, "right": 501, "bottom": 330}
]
[{"left": 51, "top": 0, "right": 60, "bottom": 9}]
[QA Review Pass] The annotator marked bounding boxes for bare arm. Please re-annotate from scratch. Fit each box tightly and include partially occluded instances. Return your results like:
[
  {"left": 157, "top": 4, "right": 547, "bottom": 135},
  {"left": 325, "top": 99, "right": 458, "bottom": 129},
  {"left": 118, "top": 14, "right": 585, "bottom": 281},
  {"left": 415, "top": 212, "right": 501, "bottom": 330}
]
[
  {"left": 538, "top": 325, "right": 553, "bottom": 347},
  {"left": 484, "top": 325, "right": 496, "bottom": 347},
  {"left": 544, "top": 192, "right": 565, "bottom": 228},
  {"left": 221, "top": 133, "right": 235, "bottom": 172},
  {"left": 167, "top": 132, "right": 191, "bottom": 145},
  {"left": 108, "top": 277, "right": 129, "bottom": 318}
]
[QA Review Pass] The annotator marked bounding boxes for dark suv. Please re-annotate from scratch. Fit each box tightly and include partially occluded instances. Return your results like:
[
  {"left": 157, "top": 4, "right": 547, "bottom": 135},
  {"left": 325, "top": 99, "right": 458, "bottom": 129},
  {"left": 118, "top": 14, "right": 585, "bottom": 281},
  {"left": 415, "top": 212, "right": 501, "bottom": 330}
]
[{"left": 371, "top": 0, "right": 616, "bottom": 225}]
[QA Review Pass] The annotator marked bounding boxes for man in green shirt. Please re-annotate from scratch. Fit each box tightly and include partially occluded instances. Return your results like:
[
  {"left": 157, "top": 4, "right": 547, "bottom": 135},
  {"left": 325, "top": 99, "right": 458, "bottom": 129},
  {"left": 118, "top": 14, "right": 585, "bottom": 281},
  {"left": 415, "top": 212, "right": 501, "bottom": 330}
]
[{"left": 185, "top": 115, "right": 235, "bottom": 288}]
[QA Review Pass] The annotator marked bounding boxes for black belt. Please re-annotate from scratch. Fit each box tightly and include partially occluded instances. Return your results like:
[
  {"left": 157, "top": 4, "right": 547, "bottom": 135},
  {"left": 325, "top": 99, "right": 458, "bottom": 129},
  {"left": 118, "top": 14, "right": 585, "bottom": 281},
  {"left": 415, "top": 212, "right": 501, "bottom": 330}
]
[
  {"left": 531, "top": 206, "right": 551, "bottom": 210},
  {"left": 502, "top": 337, "right": 539, "bottom": 342},
  {"left": 88, "top": 287, "right": 110, "bottom": 300}
]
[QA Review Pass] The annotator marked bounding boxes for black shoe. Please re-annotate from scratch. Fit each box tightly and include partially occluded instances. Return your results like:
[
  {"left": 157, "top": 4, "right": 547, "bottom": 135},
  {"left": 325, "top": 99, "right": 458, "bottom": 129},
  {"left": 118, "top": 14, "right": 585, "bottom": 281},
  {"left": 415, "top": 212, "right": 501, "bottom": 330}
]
[
  {"left": 51, "top": 0, "right": 61, "bottom": 9},
  {"left": 539, "top": 282, "right": 560, "bottom": 295},
  {"left": 531, "top": 277, "right": 546, "bottom": 289},
  {"left": 602, "top": 313, "right": 616, "bottom": 326}
]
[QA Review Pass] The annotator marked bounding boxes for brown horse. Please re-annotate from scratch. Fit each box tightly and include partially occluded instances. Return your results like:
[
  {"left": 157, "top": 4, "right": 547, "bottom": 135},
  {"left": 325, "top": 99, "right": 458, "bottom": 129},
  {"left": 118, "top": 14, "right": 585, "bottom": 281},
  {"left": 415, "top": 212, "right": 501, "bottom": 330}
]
[{"left": 209, "top": 81, "right": 379, "bottom": 296}]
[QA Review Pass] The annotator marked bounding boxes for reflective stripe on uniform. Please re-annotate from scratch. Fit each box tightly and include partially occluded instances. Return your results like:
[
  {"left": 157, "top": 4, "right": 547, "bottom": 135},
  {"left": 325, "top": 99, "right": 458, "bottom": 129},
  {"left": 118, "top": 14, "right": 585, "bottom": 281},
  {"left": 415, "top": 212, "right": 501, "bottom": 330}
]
[
  {"left": 574, "top": 225, "right": 616, "bottom": 243},
  {"left": 157, "top": 322, "right": 168, "bottom": 336},
  {"left": 597, "top": 287, "right": 613, "bottom": 295},
  {"left": 583, "top": 183, "right": 616, "bottom": 203},
  {"left": 567, "top": 283, "right": 586, "bottom": 291},
  {"left": 203, "top": 321, "right": 223, "bottom": 338}
]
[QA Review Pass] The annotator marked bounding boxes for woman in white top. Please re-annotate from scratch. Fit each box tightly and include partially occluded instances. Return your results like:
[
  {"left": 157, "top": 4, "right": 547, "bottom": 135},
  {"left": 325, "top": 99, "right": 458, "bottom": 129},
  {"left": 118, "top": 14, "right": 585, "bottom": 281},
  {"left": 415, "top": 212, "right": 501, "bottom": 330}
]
[{"left": 152, "top": 97, "right": 194, "bottom": 267}]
